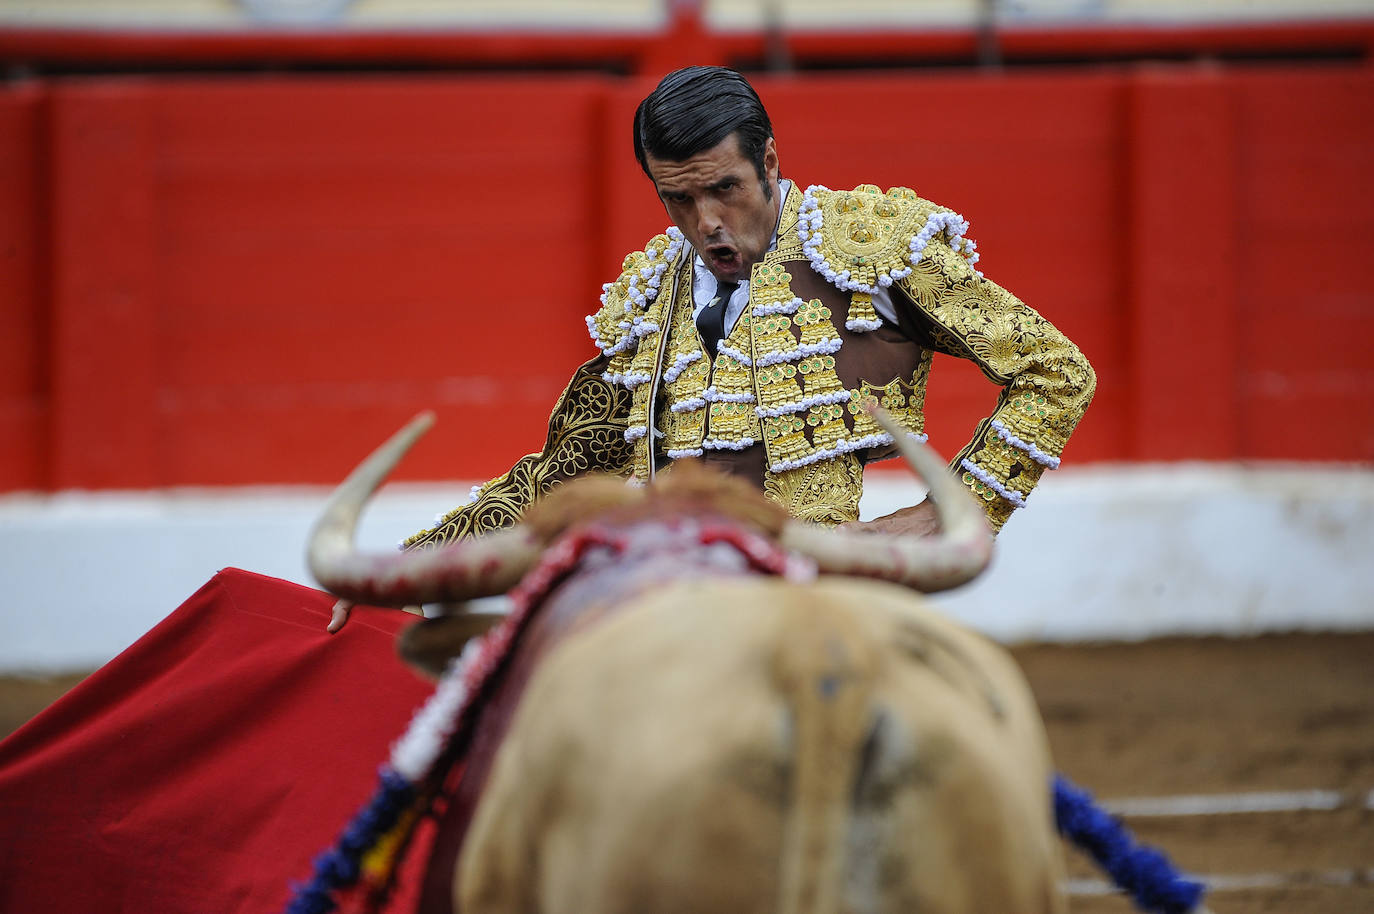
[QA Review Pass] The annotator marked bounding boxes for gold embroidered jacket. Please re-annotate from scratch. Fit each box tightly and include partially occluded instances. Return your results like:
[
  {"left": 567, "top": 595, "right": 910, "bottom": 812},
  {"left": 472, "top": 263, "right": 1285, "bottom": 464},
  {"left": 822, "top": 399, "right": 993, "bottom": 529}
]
[{"left": 405, "top": 183, "right": 1094, "bottom": 549}]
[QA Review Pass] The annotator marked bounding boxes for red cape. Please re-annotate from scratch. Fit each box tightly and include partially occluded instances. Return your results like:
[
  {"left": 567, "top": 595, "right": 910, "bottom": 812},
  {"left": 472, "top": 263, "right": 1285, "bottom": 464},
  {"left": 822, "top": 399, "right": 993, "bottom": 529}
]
[{"left": 0, "top": 568, "right": 436, "bottom": 913}]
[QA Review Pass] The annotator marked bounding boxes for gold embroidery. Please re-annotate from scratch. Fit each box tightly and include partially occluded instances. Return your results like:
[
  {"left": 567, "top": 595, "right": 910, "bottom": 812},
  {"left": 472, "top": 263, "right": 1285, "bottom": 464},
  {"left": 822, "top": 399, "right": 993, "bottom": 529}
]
[
  {"left": 846, "top": 290, "right": 880, "bottom": 328},
  {"left": 706, "top": 329, "right": 760, "bottom": 444},
  {"left": 593, "top": 232, "right": 680, "bottom": 382},
  {"left": 812, "top": 184, "right": 929, "bottom": 291},
  {"left": 793, "top": 298, "right": 832, "bottom": 345},
  {"left": 846, "top": 377, "right": 927, "bottom": 441},
  {"left": 659, "top": 271, "right": 708, "bottom": 456},
  {"left": 403, "top": 359, "right": 634, "bottom": 548},
  {"left": 750, "top": 262, "right": 807, "bottom": 420},
  {"left": 908, "top": 348, "right": 933, "bottom": 419},
  {"left": 890, "top": 206, "right": 1094, "bottom": 528},
  {"left": 806, "top": 399, "right": 847, "bottom": 453},
  {"left": 959, "top": 465, "right": 1018, "bottom": 532},
  {"left": 753, "top": 261, "right": 791, "bottom": 293},
  {"left": 772, "top": 187, "right": 805, "bottom": 260},
  {"left": 763, "top": 452, "right": 864, "bottom": 526},
  {"left": 763, "top": 413, "right": 809, "bottom": 465},
  {"left": 798, "top": 353, "right": 843, "bottom": 399},
  {"left": 847, "top": 386, "right": 883, "bottom": 440}
]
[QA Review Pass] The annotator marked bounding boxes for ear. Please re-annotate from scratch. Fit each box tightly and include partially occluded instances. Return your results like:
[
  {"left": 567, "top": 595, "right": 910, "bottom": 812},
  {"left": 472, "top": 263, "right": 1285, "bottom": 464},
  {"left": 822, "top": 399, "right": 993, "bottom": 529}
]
[{"left": 763, "top": 136, "right": 780, "bottom": 183}]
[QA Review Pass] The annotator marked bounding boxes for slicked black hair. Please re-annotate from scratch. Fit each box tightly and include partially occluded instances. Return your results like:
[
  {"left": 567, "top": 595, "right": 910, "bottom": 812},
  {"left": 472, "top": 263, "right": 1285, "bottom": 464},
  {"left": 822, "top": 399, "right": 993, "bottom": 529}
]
[{"left": 633, "top": 66, "right": 774, "bottom": 195}]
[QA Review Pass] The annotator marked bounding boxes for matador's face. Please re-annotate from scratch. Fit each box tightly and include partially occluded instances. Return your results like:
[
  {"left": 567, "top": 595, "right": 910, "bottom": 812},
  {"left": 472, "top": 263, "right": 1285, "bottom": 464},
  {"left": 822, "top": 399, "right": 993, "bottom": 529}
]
[{"left": 645, "top": 133, "right": 781, "bottom": 284}]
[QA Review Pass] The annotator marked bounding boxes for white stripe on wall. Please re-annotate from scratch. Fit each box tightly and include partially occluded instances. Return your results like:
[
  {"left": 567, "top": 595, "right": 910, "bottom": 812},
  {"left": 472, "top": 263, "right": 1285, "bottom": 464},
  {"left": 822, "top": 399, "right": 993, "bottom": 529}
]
[{"left": 1, "top": 462, "right": 1371, "bottom": 671}]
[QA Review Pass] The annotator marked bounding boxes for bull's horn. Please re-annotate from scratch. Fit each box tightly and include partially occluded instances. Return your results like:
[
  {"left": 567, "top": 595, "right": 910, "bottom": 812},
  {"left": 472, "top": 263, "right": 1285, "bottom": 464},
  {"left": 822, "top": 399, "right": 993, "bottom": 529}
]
[
  {"left": 307, "top": 412, "right": 543, "bottom": 606},
  {"left": 779, "top": 408, "right": 993, "bottom": 592}
]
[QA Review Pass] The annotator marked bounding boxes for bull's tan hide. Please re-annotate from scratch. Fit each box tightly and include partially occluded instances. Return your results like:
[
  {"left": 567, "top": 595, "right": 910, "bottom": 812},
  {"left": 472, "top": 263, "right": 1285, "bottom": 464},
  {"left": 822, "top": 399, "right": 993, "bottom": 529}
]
[{"left": 457, "top": 576, "right": 1065, "bottom": 914}]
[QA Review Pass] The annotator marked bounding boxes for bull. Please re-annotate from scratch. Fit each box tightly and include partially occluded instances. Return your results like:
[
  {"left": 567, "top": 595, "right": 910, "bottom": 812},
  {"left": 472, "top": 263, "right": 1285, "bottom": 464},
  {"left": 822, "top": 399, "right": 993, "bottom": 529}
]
[{"left": 305, "top": 409, "right": 1066, "bottom": 914}]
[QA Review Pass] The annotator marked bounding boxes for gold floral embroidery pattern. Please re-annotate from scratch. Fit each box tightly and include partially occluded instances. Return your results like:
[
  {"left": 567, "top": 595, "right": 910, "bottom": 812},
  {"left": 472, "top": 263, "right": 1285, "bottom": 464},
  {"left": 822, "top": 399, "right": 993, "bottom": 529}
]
[
  {"left": 762, "top": 451, "right": 864, "bottom": 526},
  {"left": 403, "top": 358, "right": 634, "bottom": 549},
  {"left": 846, "top": 375, "right": 926, "bottom": 443},
  {"left": 585, "top": 229, "right": 686, "bottom": 476},
  {"left": 785, "top": 299, "right": 844, "bottom": 452},
  {"left": 747, "top": 254, "right": 856, "bottom": 471}
]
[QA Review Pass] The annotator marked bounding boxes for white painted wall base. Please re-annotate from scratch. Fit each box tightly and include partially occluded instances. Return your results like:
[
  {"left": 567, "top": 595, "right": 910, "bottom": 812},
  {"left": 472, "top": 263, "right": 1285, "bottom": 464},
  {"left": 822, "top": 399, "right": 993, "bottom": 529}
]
[
  {"left": 922, "top": 463, "right": 1374, "bottom": 643},
  {"left": 0, "top": 462, "right": 1370, "bottom": 672}
]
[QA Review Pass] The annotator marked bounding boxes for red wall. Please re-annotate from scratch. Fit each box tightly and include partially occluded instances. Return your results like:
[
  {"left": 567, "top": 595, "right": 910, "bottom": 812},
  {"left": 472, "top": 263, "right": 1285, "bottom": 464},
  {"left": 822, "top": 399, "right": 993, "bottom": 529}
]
[{"left": 2, "top": 63, "right": 1372, "bottom": 491}]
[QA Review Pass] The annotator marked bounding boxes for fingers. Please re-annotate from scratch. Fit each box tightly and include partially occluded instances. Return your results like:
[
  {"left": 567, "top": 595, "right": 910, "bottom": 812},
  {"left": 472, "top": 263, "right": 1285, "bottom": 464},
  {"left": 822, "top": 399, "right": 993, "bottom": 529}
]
[
  {"left": 327, "top": 599, "right": 353, "bottom": 634},
  {"left": 328, "top": 600, "right": 424, "bottom": 633}
]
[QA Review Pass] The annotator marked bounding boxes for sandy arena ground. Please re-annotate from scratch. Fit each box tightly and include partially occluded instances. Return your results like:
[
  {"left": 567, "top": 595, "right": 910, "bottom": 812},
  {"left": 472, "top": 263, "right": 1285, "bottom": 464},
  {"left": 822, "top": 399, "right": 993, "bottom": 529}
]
[{"left": 3, "top": 632, "right": 1371, "bottom": 912}]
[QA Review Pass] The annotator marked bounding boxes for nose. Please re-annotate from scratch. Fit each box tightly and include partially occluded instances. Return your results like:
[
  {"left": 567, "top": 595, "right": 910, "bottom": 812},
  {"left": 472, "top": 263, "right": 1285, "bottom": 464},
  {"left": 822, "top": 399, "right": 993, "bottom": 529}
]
[{"left": 697, "top": 198, "right": 724, "bottom": 242}]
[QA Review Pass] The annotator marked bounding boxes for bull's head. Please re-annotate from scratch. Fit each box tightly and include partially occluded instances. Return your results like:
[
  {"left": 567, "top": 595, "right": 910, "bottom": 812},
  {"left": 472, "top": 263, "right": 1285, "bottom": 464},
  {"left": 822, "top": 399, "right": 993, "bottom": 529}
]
[{"left": 308, "top": 409, "right": 992, "bottom": 619}]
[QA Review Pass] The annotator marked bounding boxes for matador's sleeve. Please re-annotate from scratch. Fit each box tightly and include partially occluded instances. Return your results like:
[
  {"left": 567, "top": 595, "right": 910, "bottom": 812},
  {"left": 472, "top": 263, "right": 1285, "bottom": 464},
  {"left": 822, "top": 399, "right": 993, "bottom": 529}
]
[
  {"left": 401, "top": 356, "right": 634, "bottom": 550},
  {"left": 892, "top": 214, "right": 1096, "bottom": 533}
]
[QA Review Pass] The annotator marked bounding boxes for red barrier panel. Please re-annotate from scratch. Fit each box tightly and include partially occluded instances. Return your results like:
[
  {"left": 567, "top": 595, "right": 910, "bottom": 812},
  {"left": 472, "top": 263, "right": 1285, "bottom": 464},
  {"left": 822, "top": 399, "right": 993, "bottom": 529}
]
[
  {"left": 1231, "top": 67, "right": 1374, "bottom": 461},
  {"left": 2, "top": 64, "right": 1372, "bottom": 492},
  {"left": 149, "top": 76, "right": 613, "bottom": 487},
  {"left": 49, "top": 82, "right": 161, "bottom": 489},
  {"left": 1126, "top": 68, "right": 1242, "bottom": 461},
  {"left": 0, "top": 86, "right": 47, "bottom": 490}
]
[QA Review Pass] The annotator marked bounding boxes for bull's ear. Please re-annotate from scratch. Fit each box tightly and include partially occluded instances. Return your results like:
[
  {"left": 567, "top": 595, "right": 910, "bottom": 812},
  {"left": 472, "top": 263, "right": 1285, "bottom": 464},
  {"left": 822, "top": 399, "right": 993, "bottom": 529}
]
[{"left": 396, "top": 613, "right": 503, "bottom": 681}]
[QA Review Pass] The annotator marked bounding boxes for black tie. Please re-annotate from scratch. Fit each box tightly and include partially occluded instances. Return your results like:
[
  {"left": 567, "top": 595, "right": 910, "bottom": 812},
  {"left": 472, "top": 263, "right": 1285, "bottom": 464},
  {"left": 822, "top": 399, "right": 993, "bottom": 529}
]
[{"left": 696, "top": 280, "right": 738, "bottom": 355}]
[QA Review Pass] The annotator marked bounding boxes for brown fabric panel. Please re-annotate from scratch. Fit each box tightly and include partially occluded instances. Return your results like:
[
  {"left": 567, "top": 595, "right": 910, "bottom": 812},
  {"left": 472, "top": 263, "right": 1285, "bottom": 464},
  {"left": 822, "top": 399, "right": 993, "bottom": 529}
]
[
  {"left": 782, "top": 260, "right": 929, "bottom": 467},
  {"left": 783, "top": 263, "right": 929, "bottom": 397},
  {"left": 659, "top": 445, "right": 770, "bottom": 489}
]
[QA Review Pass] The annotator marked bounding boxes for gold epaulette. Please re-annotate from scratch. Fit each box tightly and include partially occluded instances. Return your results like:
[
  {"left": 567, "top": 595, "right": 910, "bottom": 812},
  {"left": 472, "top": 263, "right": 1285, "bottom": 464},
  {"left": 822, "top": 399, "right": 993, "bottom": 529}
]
[{"left": 799, "top": 184, "right": 980, "bottom": 296}]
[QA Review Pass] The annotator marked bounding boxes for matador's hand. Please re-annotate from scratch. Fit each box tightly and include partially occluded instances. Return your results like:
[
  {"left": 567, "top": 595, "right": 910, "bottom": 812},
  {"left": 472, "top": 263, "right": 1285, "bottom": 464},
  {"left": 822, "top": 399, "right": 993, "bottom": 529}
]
[
  {"left": 839, "top": 498, "right": 942, "bottom": 537},
  {"left": 327, "top": 599, "right": 354, "bottom": 633},
  {"left": 326, "top": 599, "right": 422, "bottom": 633}
]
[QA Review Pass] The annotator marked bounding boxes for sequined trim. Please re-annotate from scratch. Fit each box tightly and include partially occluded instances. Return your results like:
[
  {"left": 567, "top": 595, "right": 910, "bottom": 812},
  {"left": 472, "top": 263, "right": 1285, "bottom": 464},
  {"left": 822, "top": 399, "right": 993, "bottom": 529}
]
[
  {"left": 960, "top": 457, "right": 1028, "bottom": 508},
  {"left": 990, "top": 418, "right": 1061, "bottom": 469}
]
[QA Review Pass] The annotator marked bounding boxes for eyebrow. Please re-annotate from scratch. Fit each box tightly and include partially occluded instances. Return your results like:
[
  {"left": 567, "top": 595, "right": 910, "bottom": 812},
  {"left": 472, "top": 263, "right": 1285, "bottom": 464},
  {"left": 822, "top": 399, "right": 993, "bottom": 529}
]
[{"left": 659, "top": 172, "right": 741, "bottom": 200}]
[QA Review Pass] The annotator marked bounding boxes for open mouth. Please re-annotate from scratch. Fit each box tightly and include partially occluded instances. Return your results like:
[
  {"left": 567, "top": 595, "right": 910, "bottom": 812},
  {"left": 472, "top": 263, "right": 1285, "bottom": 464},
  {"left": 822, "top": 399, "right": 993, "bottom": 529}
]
[{"left": 706, "top": 245, "right": 742, "bottom": 277}]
